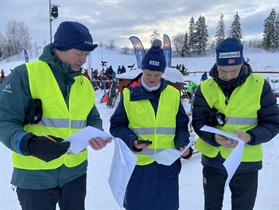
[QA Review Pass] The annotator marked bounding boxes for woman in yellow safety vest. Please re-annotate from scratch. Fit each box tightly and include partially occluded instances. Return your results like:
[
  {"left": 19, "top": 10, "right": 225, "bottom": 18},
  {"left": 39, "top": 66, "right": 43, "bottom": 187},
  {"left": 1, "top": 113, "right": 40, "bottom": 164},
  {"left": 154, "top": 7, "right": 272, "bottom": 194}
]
[{"left": 110, "top": 39, "right": 192, "bottom": 210}]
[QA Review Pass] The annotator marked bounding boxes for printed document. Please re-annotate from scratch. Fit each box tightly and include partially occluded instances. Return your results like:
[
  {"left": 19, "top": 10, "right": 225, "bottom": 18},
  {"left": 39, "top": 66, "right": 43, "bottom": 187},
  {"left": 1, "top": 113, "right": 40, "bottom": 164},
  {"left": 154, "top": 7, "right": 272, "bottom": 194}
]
[
  {"left": 108, "top": 138, "right": 137, "bottom": 208},
  {"left": 151, "top": 142, "right": 192, "bottom": 166},
  {"left": 64, "top": 126, "right": 111, "bottom": 154},
  {"left": 200, "top": 126, "right": 245, "bottom": 189}
]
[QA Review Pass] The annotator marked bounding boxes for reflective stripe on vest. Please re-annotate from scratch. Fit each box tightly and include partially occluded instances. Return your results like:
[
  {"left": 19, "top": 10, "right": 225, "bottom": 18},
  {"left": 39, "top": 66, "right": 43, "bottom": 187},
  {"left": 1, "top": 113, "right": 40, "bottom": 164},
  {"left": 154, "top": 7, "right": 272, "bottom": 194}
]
[
  {"left": 13, "top": 60, "right": 95, "bottom": 170},
  {"left": 132, "top": 127, "right": 175, "bottom": 135},
  {"left": 123, "top": 85, "right": 180, "bottom": 166},
  {"left": 225, "top": 117, "right": 257, "bottom": 125},
  {"left": 134, "top": 148, "right": 166, "bottom": 155},
  {"left": 196, "top": 75, "right": 264, "bottom": 162},
  {"left": 37, "top": 117, "right": 87, "bottom": 129}
]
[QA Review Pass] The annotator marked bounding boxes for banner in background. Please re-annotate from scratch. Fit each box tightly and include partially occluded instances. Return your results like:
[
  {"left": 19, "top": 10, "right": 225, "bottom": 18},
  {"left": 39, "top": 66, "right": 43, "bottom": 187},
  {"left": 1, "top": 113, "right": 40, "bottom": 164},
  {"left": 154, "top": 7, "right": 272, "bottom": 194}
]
[
  {"left": 129, "top": 36, "right": 145, "bottom": 69},
  {"left": 163, "top": 34, "right": 172, "bottom": 67}
]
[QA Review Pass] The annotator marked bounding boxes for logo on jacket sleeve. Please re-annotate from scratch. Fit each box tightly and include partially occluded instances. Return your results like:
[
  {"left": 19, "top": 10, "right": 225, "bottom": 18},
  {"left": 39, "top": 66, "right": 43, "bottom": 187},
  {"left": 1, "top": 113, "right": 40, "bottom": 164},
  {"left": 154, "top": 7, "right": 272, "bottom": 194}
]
[{"left": 2, "top": 83, "right": 12, "bottom": 93}]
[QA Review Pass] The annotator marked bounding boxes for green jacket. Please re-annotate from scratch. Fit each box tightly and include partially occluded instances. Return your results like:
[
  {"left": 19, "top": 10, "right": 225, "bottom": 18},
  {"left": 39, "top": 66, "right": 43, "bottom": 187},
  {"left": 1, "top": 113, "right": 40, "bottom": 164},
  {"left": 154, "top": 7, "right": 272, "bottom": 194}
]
[{"left": 0, "top": 44, "right": 102, "bottom": 189}]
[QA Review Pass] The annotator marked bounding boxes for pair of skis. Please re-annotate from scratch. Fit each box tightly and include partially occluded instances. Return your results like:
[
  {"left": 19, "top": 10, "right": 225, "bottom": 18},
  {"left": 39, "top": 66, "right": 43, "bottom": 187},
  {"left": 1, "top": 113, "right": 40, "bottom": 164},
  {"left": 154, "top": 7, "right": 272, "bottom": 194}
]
[{"left": 129, "top": 34, "right": 172, "bottom": 69}]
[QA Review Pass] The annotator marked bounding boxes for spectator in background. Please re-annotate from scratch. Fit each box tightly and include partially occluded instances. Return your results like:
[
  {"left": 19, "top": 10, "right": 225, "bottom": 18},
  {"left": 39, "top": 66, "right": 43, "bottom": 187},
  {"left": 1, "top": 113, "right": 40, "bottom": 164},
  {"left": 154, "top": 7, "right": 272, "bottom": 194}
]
[
  {"left": 0, "top": 69, "right": 4, "bottom": 82},
  {"left": 200, "top": 71, "right": 208, "bottom": 81},
  {"left": 121, "top": 65, "right": 126, "bottom": 74},
  {"left": 117, "top": 65, "right": 122, "bottom": 74},
  {"left": 105, "top": 65, "right": 115, "bottom": 79}
]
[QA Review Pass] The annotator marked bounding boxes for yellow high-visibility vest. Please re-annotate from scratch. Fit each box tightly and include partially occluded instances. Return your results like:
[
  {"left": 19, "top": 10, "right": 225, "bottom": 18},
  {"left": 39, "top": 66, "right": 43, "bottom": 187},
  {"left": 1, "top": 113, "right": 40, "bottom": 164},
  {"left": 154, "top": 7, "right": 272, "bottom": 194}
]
[
  {"left": 13, "top": 60, "right": 95, "bottom": 170},
  {"left": 196, "top": 75, "right": 264, "bottom": 162},
  {"left": 123, "top": 85, "right": 180, "bottom": 165}
]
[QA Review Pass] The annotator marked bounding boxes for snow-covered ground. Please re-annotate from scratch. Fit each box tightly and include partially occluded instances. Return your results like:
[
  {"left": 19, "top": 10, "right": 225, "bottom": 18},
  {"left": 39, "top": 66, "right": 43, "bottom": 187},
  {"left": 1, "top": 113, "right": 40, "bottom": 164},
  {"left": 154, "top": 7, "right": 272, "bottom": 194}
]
[{"left": 0, "top": 49, "right": 279, "bottom": 210}]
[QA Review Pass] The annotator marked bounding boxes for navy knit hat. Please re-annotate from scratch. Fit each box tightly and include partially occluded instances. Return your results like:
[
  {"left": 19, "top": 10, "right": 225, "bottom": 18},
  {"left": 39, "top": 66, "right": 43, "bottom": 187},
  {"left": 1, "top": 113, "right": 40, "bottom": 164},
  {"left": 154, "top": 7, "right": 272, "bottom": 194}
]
[
  {"left": 141, "top": 39, "right": 166, "bottom": 72},
  {"left": 216, "top": 38, "right": 244, "bottom": 66},
  {"left": 54, "top": 21, "right": 98, "bottom": 51}
]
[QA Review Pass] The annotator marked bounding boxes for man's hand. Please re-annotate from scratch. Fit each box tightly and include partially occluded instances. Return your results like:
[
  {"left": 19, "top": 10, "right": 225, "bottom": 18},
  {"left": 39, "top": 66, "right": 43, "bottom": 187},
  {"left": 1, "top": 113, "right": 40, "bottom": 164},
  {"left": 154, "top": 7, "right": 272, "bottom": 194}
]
[
  {"left": 21, "top": 134, "right": 70, "bottom": 162},
  {"left": 233, "top": 130, "right": 251, "bottom": 143},
  {"left": 89, "top": 137, "right": 112, "bottom": 150},
  {"left": 215, "top": 134, "right": 238, "bottom": 148}
]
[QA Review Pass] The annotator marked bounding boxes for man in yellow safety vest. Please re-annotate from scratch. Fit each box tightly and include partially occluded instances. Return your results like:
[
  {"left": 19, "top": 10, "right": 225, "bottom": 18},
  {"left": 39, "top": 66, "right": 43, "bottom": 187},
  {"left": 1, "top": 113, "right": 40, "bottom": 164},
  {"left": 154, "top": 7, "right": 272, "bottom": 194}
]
[
  {"left": 192, "top": 38, "right": 279, "bottom": 210},
  {"left": 0, "top": 21, "right": 111, "bottom": 210}
]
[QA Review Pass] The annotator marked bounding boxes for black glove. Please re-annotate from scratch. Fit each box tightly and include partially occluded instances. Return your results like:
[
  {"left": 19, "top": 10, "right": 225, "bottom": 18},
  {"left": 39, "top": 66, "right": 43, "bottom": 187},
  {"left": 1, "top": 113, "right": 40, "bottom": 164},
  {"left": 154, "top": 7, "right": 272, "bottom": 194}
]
[
  {"left": 21, "top": 133, "right": 70, "bottom": 162},
  {"left": 203, "top": 109, "right": 226, "bottom": 126},
  {"left": 181, "top": 147, "right": 193, "bottom": 159}
]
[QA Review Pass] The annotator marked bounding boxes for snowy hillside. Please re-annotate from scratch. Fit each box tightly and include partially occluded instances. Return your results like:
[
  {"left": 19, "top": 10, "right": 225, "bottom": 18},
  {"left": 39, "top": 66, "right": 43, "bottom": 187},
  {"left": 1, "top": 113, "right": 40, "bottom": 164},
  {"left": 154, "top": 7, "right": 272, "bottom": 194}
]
[{"left": 0, "top": 50, "right": 279, "bottom": 210}]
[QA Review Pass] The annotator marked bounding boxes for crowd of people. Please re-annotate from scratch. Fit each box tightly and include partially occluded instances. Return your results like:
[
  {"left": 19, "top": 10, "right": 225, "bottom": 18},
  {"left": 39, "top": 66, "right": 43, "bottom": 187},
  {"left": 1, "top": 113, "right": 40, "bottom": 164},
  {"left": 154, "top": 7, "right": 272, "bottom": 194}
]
[{"left": 0, "top": 21, "right": 278, "bottom": 210}]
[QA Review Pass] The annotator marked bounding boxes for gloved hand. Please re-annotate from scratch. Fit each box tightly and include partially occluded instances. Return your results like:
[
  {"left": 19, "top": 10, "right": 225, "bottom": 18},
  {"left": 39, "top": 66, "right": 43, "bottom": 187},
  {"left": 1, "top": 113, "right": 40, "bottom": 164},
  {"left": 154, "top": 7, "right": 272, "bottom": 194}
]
[
  {"left": 181, "top": 147, "right": 193, "bottom": 159},
  {"left": 21, "top": 133, "right": 70, "bottom": 162},
  {"left": 203, "top": 109, "right": 226, "bottom": 126}
]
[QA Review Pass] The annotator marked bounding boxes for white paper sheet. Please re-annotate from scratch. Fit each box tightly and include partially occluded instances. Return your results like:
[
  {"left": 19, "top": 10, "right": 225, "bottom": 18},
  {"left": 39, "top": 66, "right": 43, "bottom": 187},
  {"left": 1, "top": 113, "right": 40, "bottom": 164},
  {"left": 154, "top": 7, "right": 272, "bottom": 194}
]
[
  {"left": 200, "top": 125, "right": 245, "bottom": 189},
  {"left": 151, "top": 148, "right": 182, "bottom": 166},
  {"left": 151, "top": 142, "right": 193, "bottom": 166},
  {"left": 108, "top": 138, "right": 137, "bottom": 208},
  {"left": 223, "top": 140, "right": 244, "bottom": 188},
  {"left": 64, "top": 126, "right": 112, "bottom": 154}
]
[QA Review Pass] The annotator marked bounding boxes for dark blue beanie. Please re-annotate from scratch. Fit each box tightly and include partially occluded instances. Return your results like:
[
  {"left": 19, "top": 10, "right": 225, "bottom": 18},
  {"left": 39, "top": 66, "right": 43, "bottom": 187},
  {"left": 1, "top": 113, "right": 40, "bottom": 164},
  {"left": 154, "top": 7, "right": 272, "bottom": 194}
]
[
  {"left": 216, "top": 38, "right": 244, "bottom": 66},
  {"left": 54, "top": 21, "right": 98, "bottom": 51},
  {"left": 141, "top": 39, "right": 166, "bottom": 72}
]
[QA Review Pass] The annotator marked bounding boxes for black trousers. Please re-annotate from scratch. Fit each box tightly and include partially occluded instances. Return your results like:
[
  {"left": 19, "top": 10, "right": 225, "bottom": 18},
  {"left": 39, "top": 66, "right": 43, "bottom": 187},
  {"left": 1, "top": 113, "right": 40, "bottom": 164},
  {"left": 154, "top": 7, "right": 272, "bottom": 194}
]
[
  {"left": 16, "top": 173, "right": 86, "bottom": 210},
  {"left": 203, "top": 167, "right": 258, "bottom": 210}
]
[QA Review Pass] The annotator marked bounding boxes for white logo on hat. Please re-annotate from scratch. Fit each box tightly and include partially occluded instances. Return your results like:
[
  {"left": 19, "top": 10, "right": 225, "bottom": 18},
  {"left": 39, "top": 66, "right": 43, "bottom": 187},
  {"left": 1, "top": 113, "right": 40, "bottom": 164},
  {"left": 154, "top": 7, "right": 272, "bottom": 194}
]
[
  {"left": 149, "top": 60, "right": 160, "bottom": 66},
  {"left": 219, "top": 51, "right": 240, "bottom": 59},
  {"left": 84, "top": 41, "right": 93, "bottom": 45}
]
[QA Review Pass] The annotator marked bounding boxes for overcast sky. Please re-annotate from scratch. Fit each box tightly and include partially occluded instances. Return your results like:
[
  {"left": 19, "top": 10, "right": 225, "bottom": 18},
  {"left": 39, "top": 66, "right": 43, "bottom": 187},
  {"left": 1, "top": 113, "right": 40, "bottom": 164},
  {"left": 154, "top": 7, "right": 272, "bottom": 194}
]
[{"left": 1, "top": 0, "right": 279, "bottom": 48}]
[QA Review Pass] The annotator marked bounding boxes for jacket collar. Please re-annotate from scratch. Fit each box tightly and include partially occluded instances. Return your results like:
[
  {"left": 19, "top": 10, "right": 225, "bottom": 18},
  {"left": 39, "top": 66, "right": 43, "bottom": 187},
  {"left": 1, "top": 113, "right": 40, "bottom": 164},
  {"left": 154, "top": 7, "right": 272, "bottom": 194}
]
[{"left": 129, "top": 78, "right": 168, "bottom": 101}]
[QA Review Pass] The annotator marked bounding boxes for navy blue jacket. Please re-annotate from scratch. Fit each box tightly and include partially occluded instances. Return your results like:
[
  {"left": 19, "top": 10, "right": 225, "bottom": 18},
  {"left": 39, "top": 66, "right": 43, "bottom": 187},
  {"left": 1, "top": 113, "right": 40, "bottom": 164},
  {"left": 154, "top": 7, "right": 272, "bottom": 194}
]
[
  {"left": 110, "top": 79, "right": 190, "bottom": 150},
  {"left": 192, "top": 63, "right": 279, "bottom": 173}
]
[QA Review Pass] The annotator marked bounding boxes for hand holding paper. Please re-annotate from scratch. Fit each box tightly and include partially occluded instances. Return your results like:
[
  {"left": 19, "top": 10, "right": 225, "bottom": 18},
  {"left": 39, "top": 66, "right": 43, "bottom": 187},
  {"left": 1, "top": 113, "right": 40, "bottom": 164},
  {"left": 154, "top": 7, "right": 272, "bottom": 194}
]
[
  {"left": 215, "top": 134, "right": 238, "bottom": 148},
  {"left": 200, "top": 125, "right": 245, "bottom": 190},
  {"left": 233, "top": 130, "right": 251, "bottom": 143},
  {"left": 64, "top": 126, "right": 112, "bottom": 154},
  {"left": 151, "top": 142, "right": 193, "bottom": 166},
  {"left": 89, "top": 137, "right": 112, "bottom": 150}
]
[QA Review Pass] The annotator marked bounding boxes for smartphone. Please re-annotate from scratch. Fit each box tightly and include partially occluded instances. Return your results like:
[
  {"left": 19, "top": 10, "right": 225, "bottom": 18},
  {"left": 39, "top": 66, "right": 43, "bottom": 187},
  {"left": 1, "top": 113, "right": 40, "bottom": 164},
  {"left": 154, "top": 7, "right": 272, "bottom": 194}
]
[{"left": 136, "top": 140, "right": 152, "bottom": 145}]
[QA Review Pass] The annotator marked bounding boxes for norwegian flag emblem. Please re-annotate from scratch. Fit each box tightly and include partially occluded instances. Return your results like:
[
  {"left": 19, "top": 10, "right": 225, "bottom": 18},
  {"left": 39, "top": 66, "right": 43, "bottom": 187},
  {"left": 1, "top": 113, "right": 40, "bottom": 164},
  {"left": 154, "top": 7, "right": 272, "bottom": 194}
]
[{"left": 228, "top": 59, "right": 235, "bottom": 64}]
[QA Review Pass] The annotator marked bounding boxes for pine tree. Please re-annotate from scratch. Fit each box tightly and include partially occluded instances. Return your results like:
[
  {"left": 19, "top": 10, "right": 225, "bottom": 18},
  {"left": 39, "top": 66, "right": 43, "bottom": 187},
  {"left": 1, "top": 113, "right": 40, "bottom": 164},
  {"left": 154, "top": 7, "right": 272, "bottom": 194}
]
[
  {"left": 263, "top": 9, "right": 277, "bottom": 49},
  {"left": 229, "top": 12, "right": 242, "bottom": 40},
  {"left": 188, "top": 17, "right": 196, "bottom": 55},
  {"left": 274, "top": 13, "right": 279, "bottom": 49},
  {"left": 0, "top": 33, "right": 5, "bottom": 59},
  {"left": 215, "top": 13, "right": 225, "bottom": 46},
  {"left": 182, "top": 32, "right": 190, "bottom": 56},
  {"left": 195, "top": 16, "right": 208, "bottom": 55}
]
